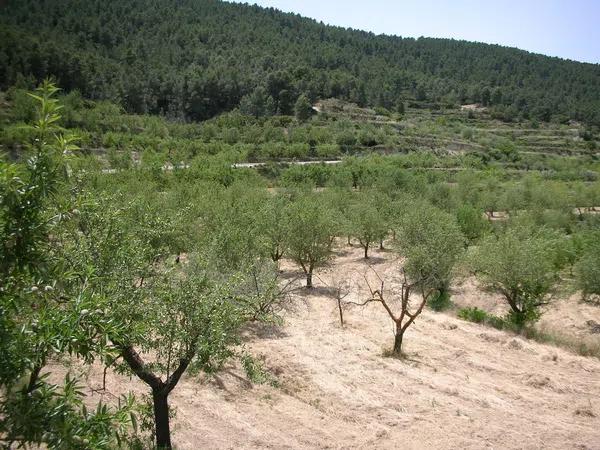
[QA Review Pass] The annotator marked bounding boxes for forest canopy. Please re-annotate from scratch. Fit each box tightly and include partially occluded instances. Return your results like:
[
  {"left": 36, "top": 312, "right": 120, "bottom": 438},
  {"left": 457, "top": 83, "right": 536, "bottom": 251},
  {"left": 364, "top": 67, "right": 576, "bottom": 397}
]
[{"left": 0, "top": 0, "right": 599, "bottom": 124}]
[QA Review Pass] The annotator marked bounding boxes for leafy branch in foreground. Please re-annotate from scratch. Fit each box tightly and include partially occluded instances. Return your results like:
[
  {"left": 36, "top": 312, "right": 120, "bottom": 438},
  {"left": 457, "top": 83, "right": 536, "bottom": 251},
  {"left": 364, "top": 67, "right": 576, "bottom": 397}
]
[{"left": 0, "top": 81, "right": 136, "bottom": 449}]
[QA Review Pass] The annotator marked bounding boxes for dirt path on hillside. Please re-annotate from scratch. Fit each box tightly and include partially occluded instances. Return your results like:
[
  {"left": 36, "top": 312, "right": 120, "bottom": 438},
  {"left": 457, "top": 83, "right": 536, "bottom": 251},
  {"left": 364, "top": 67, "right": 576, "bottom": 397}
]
[{"left": 54, "top": 244, "right": 600, "bottom": 449}]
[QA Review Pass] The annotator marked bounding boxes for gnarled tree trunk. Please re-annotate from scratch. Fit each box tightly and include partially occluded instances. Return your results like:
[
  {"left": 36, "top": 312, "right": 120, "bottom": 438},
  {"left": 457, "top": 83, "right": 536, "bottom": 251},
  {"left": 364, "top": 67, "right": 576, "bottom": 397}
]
[
  {"left": 152, "top": 388, "right": 171, "bottom": 449},
  {"left": 118, "top": 343, "right": 195, "bottom": 450}
]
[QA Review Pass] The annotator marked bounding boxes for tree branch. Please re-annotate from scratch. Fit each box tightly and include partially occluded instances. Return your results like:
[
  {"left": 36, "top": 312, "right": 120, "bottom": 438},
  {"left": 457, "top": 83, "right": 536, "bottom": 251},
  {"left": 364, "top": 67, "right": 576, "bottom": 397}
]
[
  {"left": 118, "top": 344, "right": 164, "bottom": 390},
  {"left": 344, "top": 298, "right": 376, "bottom": 307}
]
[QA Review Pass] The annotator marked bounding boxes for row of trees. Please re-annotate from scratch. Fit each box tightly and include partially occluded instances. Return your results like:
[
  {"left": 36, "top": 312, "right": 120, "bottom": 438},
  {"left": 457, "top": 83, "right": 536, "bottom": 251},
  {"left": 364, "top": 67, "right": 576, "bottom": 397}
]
[
  {"left": 211, "top": 180, "right": 597, "bottom": 353},
  {"left": 3, "top": 86, "right": 597, "bottom": 187},
  {"left": 191, "top": 177, "right": 598, "bottom": 349}
]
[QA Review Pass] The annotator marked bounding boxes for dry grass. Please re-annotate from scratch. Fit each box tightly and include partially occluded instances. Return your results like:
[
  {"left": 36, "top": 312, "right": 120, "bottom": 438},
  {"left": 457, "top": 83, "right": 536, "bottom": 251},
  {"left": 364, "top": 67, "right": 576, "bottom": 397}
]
[
  {"left": 47, "top": 243, "right": 600, "bottom": 449},
  {"left": 522, "top": 326, "right": 600, "bottom": 359}
]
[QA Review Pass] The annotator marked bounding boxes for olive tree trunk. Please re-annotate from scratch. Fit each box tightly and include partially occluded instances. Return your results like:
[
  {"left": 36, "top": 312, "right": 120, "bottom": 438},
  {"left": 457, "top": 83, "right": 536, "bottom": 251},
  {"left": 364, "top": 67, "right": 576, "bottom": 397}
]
[
  {"left": 393, "top": 326, "right": 404, "bottom": 355},
  {"left": 152, "top": 389, "right": 171, "bottom": 449},
  {"left": 119, "top": 344, "right": 195, "bottom": 450},
  {"left": 306, "top": 267, "right": 313, "bottom": 288}
]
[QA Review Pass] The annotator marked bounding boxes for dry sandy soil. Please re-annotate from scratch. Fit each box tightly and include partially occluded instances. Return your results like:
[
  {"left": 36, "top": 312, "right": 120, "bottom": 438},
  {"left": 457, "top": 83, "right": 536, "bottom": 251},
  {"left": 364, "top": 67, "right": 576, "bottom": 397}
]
[{"left": 59, "top": 243, "right": 600, "bottom": 449}]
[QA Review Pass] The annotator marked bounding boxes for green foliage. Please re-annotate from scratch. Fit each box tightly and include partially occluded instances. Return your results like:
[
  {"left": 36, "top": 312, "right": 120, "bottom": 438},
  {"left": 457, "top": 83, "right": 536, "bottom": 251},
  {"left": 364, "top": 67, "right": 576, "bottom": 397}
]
[
  {"left": 485, "top": 314, "right": 507, "bottom": 330},
  {"left": 294, "top": 94, "right": 313, "bottom": 122},
  {"left": 240, "top": 86, "right": 275, "bottom": 118},
  {"left": 256, "top": 193, "right": 292, "bottom": 262},
  {"left": 200, "top": 186, "right": 265, "bottom": 270},
  {"left": 241, "top": 354, "right": 278, "bottom": 386},
  {"left": 347, "top": 191, "right": 389, "bottom": 258},
  {"left": 285, "top": 194, "right": 335, "bottom": 287},
  {"left": 396, "top": 200, "right": 465, "bottom": 294},
  {"left": 428, "top": 289, "right": 453, "bottom": 311},
  {"left": 2, "top": 0, "right": 598, "bottom": 124},
  {"left": 457, "top": 307, "right": 488, "bottom": 324},
  {"left": 468, "top": 226, "right": 565, "bottom": 325},
  {"left": 574, "top": 234, "right": 600, "bottom": 301},
  {"left": 395, "top": 100, "right": 405, "bottom": 115},
  {"left": 6, "top": 86, "right": 37, "bottom": 122},
  {"left": 0, "top": 82, "right": 136, "bottom": 448},
  {"left": 456, "top": 204, "right": 490, "bottom": 242},
  {"left": 457, "top": 307, "right": 505, "bottom": 330}
]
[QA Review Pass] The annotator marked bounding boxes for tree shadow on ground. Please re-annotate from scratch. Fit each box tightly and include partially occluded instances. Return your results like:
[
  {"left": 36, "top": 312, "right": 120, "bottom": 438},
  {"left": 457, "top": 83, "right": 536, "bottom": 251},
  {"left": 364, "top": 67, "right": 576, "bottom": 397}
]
[
  {"left": 334, "top": 247, "right": 355, "bottom": 257},
  {"left": 242, "top": 321, "right": 289, "bottom": 341},
  {"left": 298, "top": 285, "right": 339, "bottom": 298},
  {"left": 210, "top": 369, "right": 253, "bottom": 393},
  {"left": 278, "top": 269, "right": 304, "bottom": 281},
  {"left": 355, "top": 255, "right": 387, "bottom": 265}
]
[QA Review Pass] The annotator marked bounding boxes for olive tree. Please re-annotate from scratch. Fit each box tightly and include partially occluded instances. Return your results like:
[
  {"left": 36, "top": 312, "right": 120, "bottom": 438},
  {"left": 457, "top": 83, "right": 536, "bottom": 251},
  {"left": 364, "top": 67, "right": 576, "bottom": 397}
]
[
  {"left": 574, "top": 233, "right": 600, "bottom": 302},
  {"left": 361, "top": 202, "right": 464, "bottom": 355},
  {"left": 285, "top": 194, "right": 335, "bottom": 287},
  {"left": 115, "top": 268, "right": 247, "bottom": 450},
  {"left": 455, "top": 204, "right": 490, "bottom": 243},
  {"left": 397, "top": 202, "right": 465, "bottom": 304},
  {"left": 67, "top": 192, "right": 283, "bottom": 449},
  {"left": 348, "top": 201, "right": 387, "bottom": 258},
  {"left": 469, "top": 226, "right": 564, "bottom": 325},
  {"left": 256, "top": 193, "right": 291, "bottom": 263}
]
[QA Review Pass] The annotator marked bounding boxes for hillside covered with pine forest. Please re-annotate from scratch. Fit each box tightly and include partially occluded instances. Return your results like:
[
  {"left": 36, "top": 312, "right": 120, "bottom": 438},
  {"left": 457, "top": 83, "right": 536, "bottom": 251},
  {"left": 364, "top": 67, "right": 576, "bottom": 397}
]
[{"left": 1, "top": 0, "right": 599, "bottom": 124}]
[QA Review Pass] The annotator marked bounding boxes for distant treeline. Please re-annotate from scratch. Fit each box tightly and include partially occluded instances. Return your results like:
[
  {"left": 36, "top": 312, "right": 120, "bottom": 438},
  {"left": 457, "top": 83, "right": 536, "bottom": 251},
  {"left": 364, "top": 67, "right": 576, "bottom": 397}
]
[{"left": 1, "top": 0, "right": 599, "bottom": 124}]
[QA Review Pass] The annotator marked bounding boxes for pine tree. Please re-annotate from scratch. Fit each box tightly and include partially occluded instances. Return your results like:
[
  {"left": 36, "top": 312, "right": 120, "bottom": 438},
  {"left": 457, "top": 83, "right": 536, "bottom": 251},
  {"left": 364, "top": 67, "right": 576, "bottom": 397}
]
[{"left": 294, "top": 94, "right": 313, "bottom": 122}]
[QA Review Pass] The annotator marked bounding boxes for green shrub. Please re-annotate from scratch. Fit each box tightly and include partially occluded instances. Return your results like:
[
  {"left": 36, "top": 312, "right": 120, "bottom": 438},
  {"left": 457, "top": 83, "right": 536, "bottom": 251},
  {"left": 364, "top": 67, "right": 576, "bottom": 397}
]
[
  {"left": 336, "top": 130, "right": 357, "bottom": 150},
  {"left": 374, "top": 106, "right": 391, "bottom": 116},
  {"left": 456, "top": 204, "right": 490, "bottom": 242},
  {"left": 486, "top": 314, "right": 506, "bottom": 330},
  {"left": 241, "top": 354, "right": 278, "bottom": 386},
  {"left": 458, "top": 307, "right": 506, "bottom": 329},
  {"left": 458, "top": 307, "right": 488, "bottom": 323},
  {"left": 316, "top": 144, "right": 341, "bottom": 158},
  {"left": 575, "top": 239, "right": 600, "bottom": 301},
  {"left": 428, "top": 289, "right": 453, "bottom": 311}
]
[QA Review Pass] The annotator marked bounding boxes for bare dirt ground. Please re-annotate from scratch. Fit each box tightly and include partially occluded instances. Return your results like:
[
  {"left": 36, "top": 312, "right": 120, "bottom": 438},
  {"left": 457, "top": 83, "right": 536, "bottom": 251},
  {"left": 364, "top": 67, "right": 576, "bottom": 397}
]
[{"left": 60, "top": 243, "right": 600, "bottom": 449}]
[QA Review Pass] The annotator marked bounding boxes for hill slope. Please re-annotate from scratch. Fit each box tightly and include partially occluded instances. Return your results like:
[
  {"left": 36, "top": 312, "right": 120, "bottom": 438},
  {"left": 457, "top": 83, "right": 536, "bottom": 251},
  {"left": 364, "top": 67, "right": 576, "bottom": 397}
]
[
  {"left": 1, "top": 0, "right": 599, "bottom": 124},
  {"left": 56, "top": 244, "right": 600, "bottom": 449}
]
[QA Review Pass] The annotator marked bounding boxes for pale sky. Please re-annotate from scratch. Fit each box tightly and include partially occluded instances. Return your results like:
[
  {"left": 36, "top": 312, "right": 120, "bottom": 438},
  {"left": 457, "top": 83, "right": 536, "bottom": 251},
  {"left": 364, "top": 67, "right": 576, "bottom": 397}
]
[{"left": 229, "top": 0, "right": 600, "bottom": 64}]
